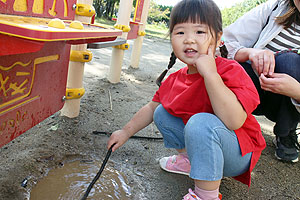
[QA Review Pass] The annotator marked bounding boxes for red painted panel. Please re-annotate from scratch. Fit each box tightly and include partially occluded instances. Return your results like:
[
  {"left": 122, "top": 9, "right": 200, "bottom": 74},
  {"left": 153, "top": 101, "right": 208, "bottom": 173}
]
[
  {"left": 0, "top": 41, "right": 70, "bottom": 148},
  {"left": 133, "top": 0, "right": 144, "bottom": 23},
  {"left": 0, "top": 34, "right": 45, "bottom": 56},
  {"left": 127, "top": 24, "right": 139, "bottom": 40}
]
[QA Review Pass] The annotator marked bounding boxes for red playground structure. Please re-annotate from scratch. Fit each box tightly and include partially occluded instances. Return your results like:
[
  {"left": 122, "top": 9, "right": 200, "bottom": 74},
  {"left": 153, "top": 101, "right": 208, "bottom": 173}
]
[{"left": 0, "top": 0, "right": 123, "bottom": 148}]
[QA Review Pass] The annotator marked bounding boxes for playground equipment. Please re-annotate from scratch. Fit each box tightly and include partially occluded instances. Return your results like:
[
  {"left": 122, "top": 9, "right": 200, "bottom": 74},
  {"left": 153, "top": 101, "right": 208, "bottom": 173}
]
[
  {"left": 108, "top": 0, "right": 151, "bottom": 83},
  {"left": 62, "top": 0, "right": 151, "bottom": 117},
  {"left": 0, "top": 0, "right": 151, "bottom": 148},
  {"left": 0, "top": 0, "right": 123, "bottom": 148}
]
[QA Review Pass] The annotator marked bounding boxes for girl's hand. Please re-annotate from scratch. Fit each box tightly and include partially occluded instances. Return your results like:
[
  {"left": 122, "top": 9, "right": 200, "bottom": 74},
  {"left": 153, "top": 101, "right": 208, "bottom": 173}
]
[
  {"left": 249, "top": 49, "right": 275, "bottom": 76},
  {"left": 260, "top": 73, "right": 300, "bottom": 101},
  {"left": 107, "top": 129, "right": 131, "bottom": 152},
  {"left": 194, "top": 45, "right": 217, "bottom": 77}
]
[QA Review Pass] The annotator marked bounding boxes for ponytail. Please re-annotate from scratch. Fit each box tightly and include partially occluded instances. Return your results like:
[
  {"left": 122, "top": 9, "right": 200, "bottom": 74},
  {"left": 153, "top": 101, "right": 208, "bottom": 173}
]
[{"left": 156, "top": 52, "right": 177, "bottom": 87}]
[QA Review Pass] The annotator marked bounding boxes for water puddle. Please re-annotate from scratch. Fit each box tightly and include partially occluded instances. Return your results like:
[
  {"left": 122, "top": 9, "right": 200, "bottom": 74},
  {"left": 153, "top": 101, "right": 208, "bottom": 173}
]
[{"left": 30, "top": 160, "right": 131, "bottom": 200}]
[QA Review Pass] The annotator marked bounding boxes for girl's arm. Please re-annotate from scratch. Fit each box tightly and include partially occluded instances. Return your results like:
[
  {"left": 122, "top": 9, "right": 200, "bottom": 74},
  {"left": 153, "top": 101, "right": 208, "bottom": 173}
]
[
  {"left": 107, "top": 101, "right": 160, "bottom": 152},
  {"left": 196, "top": 46, "right": 247, "bottom": 130},
  {"left": 204, "top": 70, "right": 247, "bottom": 130}
]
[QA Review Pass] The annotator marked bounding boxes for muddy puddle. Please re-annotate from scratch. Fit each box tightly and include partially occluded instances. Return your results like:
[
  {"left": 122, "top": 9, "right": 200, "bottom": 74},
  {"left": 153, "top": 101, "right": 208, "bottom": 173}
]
[{"left": 30, "top": 160, "right": 131, "bottom": 200}]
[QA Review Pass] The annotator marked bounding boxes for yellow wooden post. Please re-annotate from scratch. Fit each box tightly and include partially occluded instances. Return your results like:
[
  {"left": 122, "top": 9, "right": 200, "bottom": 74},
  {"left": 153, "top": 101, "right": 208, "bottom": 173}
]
[
  {"left": 60, "top": 0, "right": 93, "bottom": 118},
  {"left": 108, "top": 0, "right": 134, "bottom": 83}
]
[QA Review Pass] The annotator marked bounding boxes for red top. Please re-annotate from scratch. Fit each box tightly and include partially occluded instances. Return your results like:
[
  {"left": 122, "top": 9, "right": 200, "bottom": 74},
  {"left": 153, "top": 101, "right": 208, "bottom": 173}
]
[{"left": 152, "top": 57, "right": 266, "bottom": 186}]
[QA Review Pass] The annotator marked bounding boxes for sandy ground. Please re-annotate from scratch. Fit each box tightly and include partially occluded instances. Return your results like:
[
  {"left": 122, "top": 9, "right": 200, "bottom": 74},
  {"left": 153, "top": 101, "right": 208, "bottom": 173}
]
[{"left": 0, "top": 36, "right": 299, "bottom": 200}]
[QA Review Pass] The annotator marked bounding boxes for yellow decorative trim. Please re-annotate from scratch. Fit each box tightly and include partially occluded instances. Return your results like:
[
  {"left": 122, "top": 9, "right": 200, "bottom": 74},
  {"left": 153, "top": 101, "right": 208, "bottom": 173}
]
[
  {"left": 48, "top": 18, "right": 65, "bottom": 29},
  {"left": 32, "top": 0, "right": 43, "bottom": 14},
  {"left": 16, "top": 72, "right": 31, "bottom": 76},
  {"left": 133, "top": 0, "right": 141, "bottom": 22},
  {"left": 114, "top": 24, "right": 131, "bottom": 32},
  {"left": 70, "top": 50, "right": 92, "bottom": 62},
  {"left": 48, "top": 0, "right": 57, "bottom": 16},
  {"left": 0, "top": 61, "right": 31, "bottom": 71},
  {"left": 113, "top": 43, "right": 129, "bottom": 50},
  {"left": 0, "top": 55, "right": 59, "bottom": 109},
  {"left": 69, "top": 21, "right": 84, "bottom": 30},
  {"left": 0, "top": 96, "right": 39, "bottom": 116},
  {"left": 63, "top": 0, "right": 68, "bottom": 17},
  {"left": 75, "top": 4, "right": 95, "bottom": 17},
  {"left": 65, "top": 88, "right": 85, "bottom": 100},
  {"left": 138, "top": 31, "right": 146, "bottom": 36},
  {"left": 13, "top": 0, "right": 27, "bottom": 12}
]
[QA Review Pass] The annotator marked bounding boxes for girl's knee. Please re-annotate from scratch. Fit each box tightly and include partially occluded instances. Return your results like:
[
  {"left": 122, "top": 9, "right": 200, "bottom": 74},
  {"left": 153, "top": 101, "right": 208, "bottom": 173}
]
[
  {"left": 185, "top": 113, "right": 220, "bottom": 139},
  {"left": 153, "top": 104, "right": 164, "bottom": 124}
]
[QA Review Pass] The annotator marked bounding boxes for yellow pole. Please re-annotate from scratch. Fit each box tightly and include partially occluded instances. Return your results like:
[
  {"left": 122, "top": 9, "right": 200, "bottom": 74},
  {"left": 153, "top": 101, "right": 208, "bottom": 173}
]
[
  {"left": 130, "top": 0, "right": 150, "bottom": 68},
  {"left": 108, "top": 0, "right": 134, "bottom": 83},
  {"left": 60, "top": 0, "right": 92, "bottom": 118}
]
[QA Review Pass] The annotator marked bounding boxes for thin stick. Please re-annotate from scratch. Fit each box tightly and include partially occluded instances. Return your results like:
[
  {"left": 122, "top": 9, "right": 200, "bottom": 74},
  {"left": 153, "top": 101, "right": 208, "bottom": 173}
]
[
  {"left": 81, "top": 144, "right": 115, "bottom": 200},
  {"left": 108, "top": 89, "right": 112, "bottom": 111}
]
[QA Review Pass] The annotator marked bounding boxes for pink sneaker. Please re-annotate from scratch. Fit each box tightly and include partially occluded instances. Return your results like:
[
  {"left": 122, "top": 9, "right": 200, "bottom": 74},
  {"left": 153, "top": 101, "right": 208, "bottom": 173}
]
[
  {"left": 183, "top": 189, "right": 201, "bottom": 200},
  {"left": 159, "top": 154, "right": 190, "bottom": 176},
  {"left": 183, "top": 189, "right": 223, "bottom": 200}
]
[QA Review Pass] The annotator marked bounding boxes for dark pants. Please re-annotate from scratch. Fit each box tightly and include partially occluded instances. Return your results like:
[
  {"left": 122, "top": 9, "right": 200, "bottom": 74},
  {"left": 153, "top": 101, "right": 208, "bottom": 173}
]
[{"left": 241, "top": 52, "right": 300, "bottom": 137}]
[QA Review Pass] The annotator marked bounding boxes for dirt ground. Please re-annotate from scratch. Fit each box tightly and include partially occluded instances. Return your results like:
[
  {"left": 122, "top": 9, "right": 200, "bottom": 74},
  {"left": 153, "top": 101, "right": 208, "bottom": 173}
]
[{"left": 0, "top": 36, "right": 299, "bottom": 200}]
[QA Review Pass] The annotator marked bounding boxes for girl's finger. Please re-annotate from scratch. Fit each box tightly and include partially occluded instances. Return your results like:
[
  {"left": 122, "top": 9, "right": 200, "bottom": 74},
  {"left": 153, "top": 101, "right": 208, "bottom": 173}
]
[{"left": 207, "top": 45, "right": 214, "bottom": 56}]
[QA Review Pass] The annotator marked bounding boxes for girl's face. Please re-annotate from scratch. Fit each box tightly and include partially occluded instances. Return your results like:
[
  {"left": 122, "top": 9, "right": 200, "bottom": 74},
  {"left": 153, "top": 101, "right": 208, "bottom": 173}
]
[
  {"left": 171, "top": 22, "right": 220, "bottom": 67},
  {"left": 294, "top": 0, "right": 300, "bottom": 12}
]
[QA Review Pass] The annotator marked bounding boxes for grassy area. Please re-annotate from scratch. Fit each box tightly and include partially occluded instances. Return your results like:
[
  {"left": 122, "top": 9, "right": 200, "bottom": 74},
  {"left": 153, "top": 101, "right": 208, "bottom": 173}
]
[{"left": 95, "top": 17, "right": 169, "bottom": 39}]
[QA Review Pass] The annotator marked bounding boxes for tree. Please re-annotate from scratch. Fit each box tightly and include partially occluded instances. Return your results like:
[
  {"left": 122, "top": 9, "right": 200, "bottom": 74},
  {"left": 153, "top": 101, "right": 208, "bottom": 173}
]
[
  {"left": 93, "top": 0, "right": 120, "bottom": 19},
  {"left": 222, "top": 0, "right": 268, "bottom": 27},
  {"left": 147, "top": 1, "right": 170, "bottom": 25}
]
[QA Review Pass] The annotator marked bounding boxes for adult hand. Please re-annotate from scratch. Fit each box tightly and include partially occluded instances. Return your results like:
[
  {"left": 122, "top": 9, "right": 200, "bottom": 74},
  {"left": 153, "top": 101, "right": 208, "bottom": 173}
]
[
  {"left": 249, "top": 49, "right": 275, "bottom": 76},
  {"left": 195, "top": 45, "right": 217, "bottom": 77},
  {"left": 107, "top": 129, "right": 131, "bottom": 152},
  {"left": 259, "top": 73, "right": 300, "bottom": 100}
]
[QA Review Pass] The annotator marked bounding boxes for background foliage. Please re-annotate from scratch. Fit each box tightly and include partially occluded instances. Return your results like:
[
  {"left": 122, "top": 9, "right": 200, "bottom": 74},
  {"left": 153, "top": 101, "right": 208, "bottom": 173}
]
[
  {"left": 93, "top": 0, "right": 269, "bottom": 37},
  {"left": 221, "top": 0, "right": 268, "bottom": 27}
]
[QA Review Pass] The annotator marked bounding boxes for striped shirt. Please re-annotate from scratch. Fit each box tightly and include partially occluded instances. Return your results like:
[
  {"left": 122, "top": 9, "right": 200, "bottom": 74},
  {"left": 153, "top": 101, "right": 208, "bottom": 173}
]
[{"left": 265, "top": 23, "right": 300, "bottom": 53}]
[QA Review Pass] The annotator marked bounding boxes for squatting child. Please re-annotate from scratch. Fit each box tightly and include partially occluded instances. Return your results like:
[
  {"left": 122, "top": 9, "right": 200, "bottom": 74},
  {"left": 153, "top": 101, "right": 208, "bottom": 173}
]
[{"left": 107, "top": 0, "right": 266, "bottom": 199}]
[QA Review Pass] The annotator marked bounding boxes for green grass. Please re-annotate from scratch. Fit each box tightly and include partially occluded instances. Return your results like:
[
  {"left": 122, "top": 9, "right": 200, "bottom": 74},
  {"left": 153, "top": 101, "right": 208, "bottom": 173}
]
[{"left": 94, "top": 17, "right": 169, "bottom": 39}]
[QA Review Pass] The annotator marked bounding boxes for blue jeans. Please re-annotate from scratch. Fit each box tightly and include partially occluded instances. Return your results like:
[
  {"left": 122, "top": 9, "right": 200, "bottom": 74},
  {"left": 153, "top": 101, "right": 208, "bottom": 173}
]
[
  {"left": 153, "top": 105, "right": 252, "bottom": 181},
  {"left": 241, "top": 52, "right": 300, "bottom": 137}
]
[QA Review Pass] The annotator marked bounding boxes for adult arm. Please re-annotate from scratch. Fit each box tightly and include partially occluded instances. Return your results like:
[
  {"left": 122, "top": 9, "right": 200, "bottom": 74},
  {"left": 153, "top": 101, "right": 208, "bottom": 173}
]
[
  {"left": 223, "top": 0, "right": 276, "bottom": 59},
  {"left": 260, "top": 73, "right": 300, "bottom": 102},
  {"left": 234, "top": 48, "right": 275, "bottom": 76},
  {"left": 107, "top": 101, "right": 160, "bottom": 152}
]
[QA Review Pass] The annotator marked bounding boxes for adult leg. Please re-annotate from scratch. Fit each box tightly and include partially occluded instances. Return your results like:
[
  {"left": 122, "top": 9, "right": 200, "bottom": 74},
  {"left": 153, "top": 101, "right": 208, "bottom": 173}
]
[
  {"left": 240, "top": 52, "right": 300, "bottom": 162},
  {"left": 272, "top": 52, "right": 300, "bottom": 136},
  {"left": 241, "top": 53, "right": 300, "bottom": 135}
]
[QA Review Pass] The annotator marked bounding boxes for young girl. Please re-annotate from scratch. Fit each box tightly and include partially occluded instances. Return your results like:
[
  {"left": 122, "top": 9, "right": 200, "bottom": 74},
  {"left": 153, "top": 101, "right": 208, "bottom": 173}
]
[{"left": 107, "top": 0, "right": 266, "bottom": 199}]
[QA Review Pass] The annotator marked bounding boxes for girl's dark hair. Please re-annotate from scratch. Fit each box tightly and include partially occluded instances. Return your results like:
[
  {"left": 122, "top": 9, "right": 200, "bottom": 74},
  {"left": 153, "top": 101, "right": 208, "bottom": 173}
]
[
  {"left": 156, "top": 52, "right": 176, "bottom": 86},
  {"left": 169, "top": 0, "right": 222, "bottom": 43},
  {"left": 276, "top": 0, "right": 300, "bottom": 28},
  {"left": 156, "top": 0, "right": 228, "bottom": 86}
]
